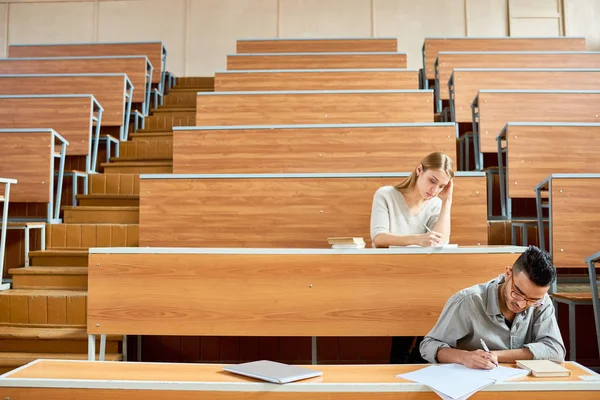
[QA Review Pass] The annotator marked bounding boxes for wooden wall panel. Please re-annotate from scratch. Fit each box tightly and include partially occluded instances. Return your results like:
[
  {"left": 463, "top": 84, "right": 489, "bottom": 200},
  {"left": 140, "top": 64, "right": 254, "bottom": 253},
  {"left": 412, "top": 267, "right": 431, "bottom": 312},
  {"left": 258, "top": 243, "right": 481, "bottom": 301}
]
[
  {"left": 452, "top": 70, "right": 600, "bottom": 122},
  {"left": 478, "top": 91, "right": 600, "bottom": 153},
  {"left": 46, "top": 224, "right": 139, "bottom": 249},
  {"left": 0, "top": 75, "right": 127, "bottom": 126},
  {"left": 0, "top": 96, "right": 93, "bottom": 156},
  {"left": 506, "top": 124, "right": 600, "bottom": 198},
  {"left": 173, "top": 124, "right": 456, "bottom": 174},
  {"left": 551, "top": 178, "right": 600, "bottom": 268},
  {"left": 227, "top": 53, "right": 407, "bottom": 70},
  {"left": 8, "top": 42, "right": 163, "bottom": 84},
  {"left": 236, "top": 38, "right": 398, "bottom": 53},
  {"left": 424, "top": 37, "right": 586, "bottom": 80},
  {"left": 0, "top": 131, "right": 52, "bottom": 203},
  {"left": 139, "top": 175, "right": 487, "bottom": 248},
  {"left": 0, "top": 57, "right": 147, "bottom": 103},
  {"left": 141, "top": 114, "right": 196, "bottom": 132},
  {"left": 88, "top": 252, "right": 518, "bottom": 336},
  {"left": 214, "top": 70, "right": 418, "bottom": 91},
  {"left": 196, "top": 91, "right": 434, "bottom": 126}
]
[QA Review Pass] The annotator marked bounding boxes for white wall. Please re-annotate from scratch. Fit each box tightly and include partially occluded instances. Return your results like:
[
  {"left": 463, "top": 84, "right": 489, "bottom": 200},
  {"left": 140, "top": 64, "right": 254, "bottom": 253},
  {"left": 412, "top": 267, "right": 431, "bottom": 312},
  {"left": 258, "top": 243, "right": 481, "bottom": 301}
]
[{"left": 0, "top": 0, "right": 598, "bottom": 76}]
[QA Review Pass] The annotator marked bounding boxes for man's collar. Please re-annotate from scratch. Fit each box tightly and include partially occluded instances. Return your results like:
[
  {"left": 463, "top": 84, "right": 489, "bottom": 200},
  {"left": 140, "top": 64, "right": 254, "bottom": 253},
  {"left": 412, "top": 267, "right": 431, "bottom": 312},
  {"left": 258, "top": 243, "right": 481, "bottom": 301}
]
[{"left": 485, "top": 273, "right": 506, "bottom": 317}]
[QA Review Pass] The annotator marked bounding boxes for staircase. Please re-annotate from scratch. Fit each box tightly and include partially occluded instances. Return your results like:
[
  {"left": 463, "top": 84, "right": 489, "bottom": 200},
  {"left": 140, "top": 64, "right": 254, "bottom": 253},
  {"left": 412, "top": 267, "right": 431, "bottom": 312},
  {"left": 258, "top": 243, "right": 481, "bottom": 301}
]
[{"left": 0, "top": 77, "right": 211, "bottom": 373}]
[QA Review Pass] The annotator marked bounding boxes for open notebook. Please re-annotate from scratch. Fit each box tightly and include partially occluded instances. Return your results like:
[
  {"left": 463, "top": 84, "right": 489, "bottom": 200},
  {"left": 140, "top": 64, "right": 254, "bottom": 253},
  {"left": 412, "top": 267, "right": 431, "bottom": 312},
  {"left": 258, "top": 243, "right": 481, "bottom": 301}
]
[{"left": 223, "top": 360, "right": 323, "bottom": 384}]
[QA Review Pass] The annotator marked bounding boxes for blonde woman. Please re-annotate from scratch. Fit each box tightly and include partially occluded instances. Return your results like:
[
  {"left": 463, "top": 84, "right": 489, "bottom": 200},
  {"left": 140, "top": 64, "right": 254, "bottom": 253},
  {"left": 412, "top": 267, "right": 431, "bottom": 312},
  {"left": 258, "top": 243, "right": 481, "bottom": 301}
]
[
  {"left": 369, "top": 152, "right": 454, "bottom": 364},
  {"left": 370, "top": 152, "right": 454, "bottom": 248}
]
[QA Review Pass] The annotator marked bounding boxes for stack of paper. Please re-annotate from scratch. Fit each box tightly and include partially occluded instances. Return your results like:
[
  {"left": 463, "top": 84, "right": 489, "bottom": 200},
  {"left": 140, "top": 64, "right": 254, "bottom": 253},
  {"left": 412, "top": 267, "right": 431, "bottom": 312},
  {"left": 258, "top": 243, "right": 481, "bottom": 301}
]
[{"left": 397, "top": 364, "right": 530, "bottom": 400}]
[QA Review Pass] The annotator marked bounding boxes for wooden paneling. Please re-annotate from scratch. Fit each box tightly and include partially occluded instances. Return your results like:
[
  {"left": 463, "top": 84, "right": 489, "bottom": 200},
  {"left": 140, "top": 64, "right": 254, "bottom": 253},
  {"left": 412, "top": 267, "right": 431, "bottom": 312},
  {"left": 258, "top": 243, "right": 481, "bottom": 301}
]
[
  {"left": 0, "top": 131, "right": 52, "bottom": 203},
  {"left": 88, "top": 251, "right": 515, "bottom": 336},
  {"left": 0, "top": 57, "right": 148, "bottom": 103},
  {"left": 506, "top": 124, "right": 600, "bottom": 199},
  {"left": 423, "top": 37, "right": 586, "bottom": 80},
  {"left": 237, "top": 38, "right": 398, "bottom": 53},
  {"left": 452, "top": 69, "right": 600, "bottom": 122},
  {"left": 0, "top": 290, "right": 87, "bottom": 326},
  {"left": 227, "top": 53, "right": 407, "bottom": 70},
  {"left": 0, "top": 75, "right": 127, "bottom": 126},
  {"left": 89, "top": 174, "right": 140, "bottom": 195},
  {"left": 119, "top": 141, "right": 173, "bottom": 160},
  {"left": 46, "top": 224, "right": 139, "bottom": 249},
  {"left": 196, "top": 91, "right": 434, "bottom": 126},
  {"left": 437, "top": 52, "right": 600, "bottom": 100},
  {"left": 174, "top": 77, "right": 214, "bottom": 90},
  {"left": 214, "top": 70, "right": 418, "bottom": 91},
  {"left": 8, "top": 42, "right": 163, "bottom": 84},
  {"left": 139, "top": 175, "right": 487, "bottom": 247},
  {"left": 477, "top": 91, "right": 600, "bottom": 153},
  {"left": 141, "top": 113, "right": 196, "bottom": 132},
  {"left": 173, "top": 124, "right": 456, "bottom": 174},
  {"left": 0, "top": 96, "right": 93, "bottom": 156},
  {"left": 551, "top": 178, "right": 600, "bottom": 268}
]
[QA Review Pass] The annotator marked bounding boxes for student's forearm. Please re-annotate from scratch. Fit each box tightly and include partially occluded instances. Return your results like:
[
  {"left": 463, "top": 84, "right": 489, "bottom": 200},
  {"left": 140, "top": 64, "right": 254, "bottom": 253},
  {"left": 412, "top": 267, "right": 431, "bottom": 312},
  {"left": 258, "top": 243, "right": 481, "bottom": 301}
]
[
  {"left": 433, "top": 201, "right": 452, "bottom": 242},
  {"left": 492, "top": 348, "right": 533, "bottom": 363},
  {"left": 373, "top": 233, "right": 421, "bottom": 247},
  {"left": 436, "top": 348, "right": 469, "bottom": 364}
]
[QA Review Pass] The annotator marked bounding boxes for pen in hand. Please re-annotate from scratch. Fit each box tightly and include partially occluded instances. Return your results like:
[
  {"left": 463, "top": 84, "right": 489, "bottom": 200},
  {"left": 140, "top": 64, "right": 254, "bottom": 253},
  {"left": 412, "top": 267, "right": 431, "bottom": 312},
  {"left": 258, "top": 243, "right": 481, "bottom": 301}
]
[
  {"left": 480, "top": 338, "right": 498, "bottom": 366},
  {"left": 423, "top": 224, "right": 432, "bottom": 233}
]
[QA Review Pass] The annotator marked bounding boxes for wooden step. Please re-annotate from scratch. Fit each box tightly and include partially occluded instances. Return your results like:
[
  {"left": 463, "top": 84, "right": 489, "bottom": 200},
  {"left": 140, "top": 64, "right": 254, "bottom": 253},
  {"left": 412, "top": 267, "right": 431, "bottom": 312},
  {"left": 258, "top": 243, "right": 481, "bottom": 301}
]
[
  {"left": 29, "top": 249, "right": 88, "bottom": 267},
  {"left": 9, "top": 267, "right": 87, "bottom": 290},
  {"left": 62, "top": 206, "right": 139, "bottom": 224},
  {"left": 76, "top": 194, "right": 140, "bottom": 207},
  {"left": 0, "top": 289, "right": 87, "bottom": 326},
  {"left": 46, "top": 223, "right": 139, "bottom": 248},
  {"left": 109, "top": 156, "right": 172, "bottom": 163},
  {"left": 131, "top": 132, "right": 173, "bottom": 141},
  {"left": 0, "top": 351, "right": 122, "bottom": 368},
  {"left": 0, "top": 326, "right": 120, "bottom": 353},
  {"left": 89, "top": 173, "right": 140, "bottom": 195},
  {"left": 152, "top": 107, "right": 195, "bottom": 114},
  {"left": 118, "top": 139, "right": 173, "bottom": 160},
  {"left": 101, "top": 160, "right": 173, "bottom": 174}
]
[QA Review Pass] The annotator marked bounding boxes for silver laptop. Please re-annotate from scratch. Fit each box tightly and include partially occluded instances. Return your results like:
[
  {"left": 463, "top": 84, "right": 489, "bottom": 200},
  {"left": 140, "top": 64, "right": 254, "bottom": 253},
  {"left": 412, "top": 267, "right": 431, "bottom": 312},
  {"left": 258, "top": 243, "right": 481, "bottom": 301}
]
[{"left": 222, "top": 360, "right": 323, "bottom": 384}]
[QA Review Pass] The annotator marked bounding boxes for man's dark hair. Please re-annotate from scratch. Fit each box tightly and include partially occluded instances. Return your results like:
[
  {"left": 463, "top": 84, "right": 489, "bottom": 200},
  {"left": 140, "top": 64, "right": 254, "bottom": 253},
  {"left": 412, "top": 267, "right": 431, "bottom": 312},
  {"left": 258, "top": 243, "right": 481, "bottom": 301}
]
[{"left": 513, "top": 246, "right": 556, "bottom": 287}]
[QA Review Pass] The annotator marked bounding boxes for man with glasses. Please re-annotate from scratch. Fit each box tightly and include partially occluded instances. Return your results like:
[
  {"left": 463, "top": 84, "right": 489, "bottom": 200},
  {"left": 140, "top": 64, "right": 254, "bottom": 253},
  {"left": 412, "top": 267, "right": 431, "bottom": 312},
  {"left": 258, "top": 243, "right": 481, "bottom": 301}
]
[{"left": 420, "top": 246, "right": 565, "bottom": 369}]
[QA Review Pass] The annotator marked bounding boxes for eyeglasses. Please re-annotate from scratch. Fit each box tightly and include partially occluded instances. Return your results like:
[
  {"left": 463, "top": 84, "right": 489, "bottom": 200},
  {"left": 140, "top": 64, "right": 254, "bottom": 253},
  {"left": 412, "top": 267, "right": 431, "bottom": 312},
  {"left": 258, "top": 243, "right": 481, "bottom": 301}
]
[{"left": 508, "top": 276, "right": 544, "bottom": 308}]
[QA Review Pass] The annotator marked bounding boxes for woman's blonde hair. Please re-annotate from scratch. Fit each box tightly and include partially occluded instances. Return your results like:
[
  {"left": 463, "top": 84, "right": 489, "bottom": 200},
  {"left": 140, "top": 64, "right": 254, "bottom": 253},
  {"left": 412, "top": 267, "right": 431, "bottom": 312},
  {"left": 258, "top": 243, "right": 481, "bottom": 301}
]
[{"left": 394, "top": 152, "right": 454, "bottom": 193}]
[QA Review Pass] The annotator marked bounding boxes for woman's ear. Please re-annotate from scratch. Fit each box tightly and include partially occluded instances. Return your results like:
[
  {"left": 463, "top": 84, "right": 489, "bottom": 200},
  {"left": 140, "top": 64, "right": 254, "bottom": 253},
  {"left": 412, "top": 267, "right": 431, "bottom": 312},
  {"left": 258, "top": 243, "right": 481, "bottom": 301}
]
[{"left": 416, "top": 164, "right": 423, "bottom": 177}]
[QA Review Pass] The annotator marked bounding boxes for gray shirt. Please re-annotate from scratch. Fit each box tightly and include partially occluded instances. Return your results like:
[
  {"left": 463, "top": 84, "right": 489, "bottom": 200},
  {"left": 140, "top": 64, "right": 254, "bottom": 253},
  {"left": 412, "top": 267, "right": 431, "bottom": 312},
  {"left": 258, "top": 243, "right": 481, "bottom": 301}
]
[
  {"left": 370, "top": 186, "right": 442, "bottom": 242},
  {"left": 420, "top": 274, "right": 566, "bottom": 363}
]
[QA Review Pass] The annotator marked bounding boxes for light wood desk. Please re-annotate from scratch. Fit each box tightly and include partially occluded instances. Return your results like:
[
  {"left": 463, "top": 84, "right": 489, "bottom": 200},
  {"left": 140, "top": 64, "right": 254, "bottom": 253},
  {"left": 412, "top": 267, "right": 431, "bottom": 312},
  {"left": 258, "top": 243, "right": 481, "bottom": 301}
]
[{"left": 1, "top": 360, "right": 599, "bottom": 399}]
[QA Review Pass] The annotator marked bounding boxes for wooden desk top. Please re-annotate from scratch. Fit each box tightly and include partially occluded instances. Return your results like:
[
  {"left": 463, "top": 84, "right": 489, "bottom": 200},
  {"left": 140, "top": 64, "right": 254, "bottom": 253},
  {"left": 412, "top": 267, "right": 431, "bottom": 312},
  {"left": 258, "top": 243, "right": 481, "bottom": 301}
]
[{"left": 2, "top": 360, "right": 599, "bottom": 392}]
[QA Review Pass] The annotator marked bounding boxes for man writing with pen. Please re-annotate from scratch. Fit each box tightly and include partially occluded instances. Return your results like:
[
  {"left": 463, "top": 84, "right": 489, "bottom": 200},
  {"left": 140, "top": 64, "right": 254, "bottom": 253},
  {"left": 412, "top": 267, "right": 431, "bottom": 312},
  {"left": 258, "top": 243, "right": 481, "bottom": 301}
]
[{"left": 420, "top": 246, "right": 566, "bottom": 369}]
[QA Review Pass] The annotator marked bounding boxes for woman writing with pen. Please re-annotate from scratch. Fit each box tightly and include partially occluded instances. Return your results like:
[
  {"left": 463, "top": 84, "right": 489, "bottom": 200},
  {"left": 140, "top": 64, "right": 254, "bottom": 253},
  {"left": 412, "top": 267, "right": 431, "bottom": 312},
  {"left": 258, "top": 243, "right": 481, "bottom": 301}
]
[{"left": 369, "top": 152, "right": 455, "bottom": 364}]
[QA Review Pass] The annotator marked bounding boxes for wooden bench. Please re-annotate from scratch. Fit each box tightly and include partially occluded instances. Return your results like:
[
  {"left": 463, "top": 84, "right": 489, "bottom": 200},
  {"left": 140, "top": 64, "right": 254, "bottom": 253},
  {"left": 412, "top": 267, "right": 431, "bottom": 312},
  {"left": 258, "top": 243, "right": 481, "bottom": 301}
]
[
  {"left": 422, "top": 37, "right": 587, "bottom": 87},
  {"left": 0, "top": 177, "right": 17, "bottom": 290},
  {"left": 139, "top": 172, "right": 486, "bottom": 248},
  {"left": 585, "top": 251, "right": 600, "bottom": 359},
  {"left": 86, "top": 247, "right": 521, "bottom": 362},
  {"left": 173, "top": 122, "right": 457, "bottom": 174},
  {"left": 0, "top": 95, "right": 102, "bottom": 174},
  {"left": 214, "top": 69, "right": 419, "bottom": 91},
  {"left": 470, "top": 90, "right": 600, "bottom": 170},
  {"left": 449, "top": 68, "right": 600, "bottom": 123},
  {"left": 237, "top": 38, "right": 398, "bottom": 53},
  {"left": 435, "top": 51, "right": 600, "bottom": 112},
  {"left": 196, "top": 90, "right": 434, "bottom": 126},
  {"left": 0, "top": 56, "right": 152, "bottom": 116},
  {"left": 227, "top": 52, "right": 407, "bottom": 70},
  {"left": 498, "top": 123, "right": 600, "bottom": 219},
  {"left": 8, "top": 41, "right": 166, "bottom": 100},
  {"left": 0, "top": 74, "right": 133, "bottom": 141},
  {"left": 534, "top": 174, "right": 600, "bottom": 270},
  {"left": 0, "top": 129, "right": 68, "bottom": 224}
]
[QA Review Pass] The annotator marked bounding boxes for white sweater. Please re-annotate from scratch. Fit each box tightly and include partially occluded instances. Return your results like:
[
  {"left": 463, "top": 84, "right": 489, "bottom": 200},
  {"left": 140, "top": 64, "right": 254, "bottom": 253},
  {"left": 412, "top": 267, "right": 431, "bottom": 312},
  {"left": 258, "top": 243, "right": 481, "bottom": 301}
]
[{"left": 370, "top": 186, "right": 442, "bottom": 242}]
